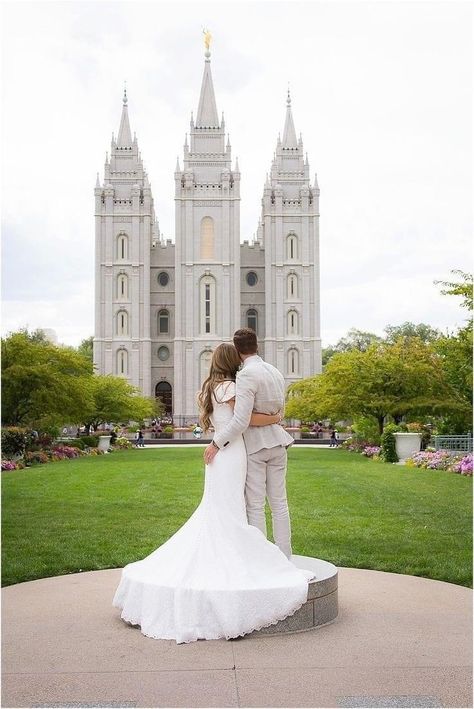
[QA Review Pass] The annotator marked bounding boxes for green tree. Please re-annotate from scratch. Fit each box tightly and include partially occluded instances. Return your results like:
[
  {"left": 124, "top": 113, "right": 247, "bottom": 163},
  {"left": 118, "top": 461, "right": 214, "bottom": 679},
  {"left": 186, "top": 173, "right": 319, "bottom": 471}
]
[
  {"left": 334, "top": 328, "right": 383, "bottom": 352},
  {"left": 76, "top": 336, "right": 94, "bottom": 370},
  {"left": 321, "top": 328, "right": 383, "bottom": 368},
  {"left": 287, "top": 337, "right": 460, "bottom": 434},
  {"left": 1, "top": 331, "right": 94, "bottom": 428},
  {"left": 86, "top": 375, "right": 156, "bottom": 429},
  {"left": 432, "top": 270, "right": 473, "bottom": 432},
  {"left": 434, "top": 269, "right": 473, "bottom": 311},
  {"left": 384, "top": 321, "right": 442, "bottom": 343}
]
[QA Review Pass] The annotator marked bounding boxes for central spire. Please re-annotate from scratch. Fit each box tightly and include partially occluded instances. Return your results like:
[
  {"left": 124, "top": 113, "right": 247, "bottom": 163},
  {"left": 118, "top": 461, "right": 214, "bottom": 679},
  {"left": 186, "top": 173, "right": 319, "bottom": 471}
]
[
  {"left": 282, "top": 88, "right": 297, "bottom": 148},
  {"left": 117, "top": 85, "right": 133, "bottom": 147},
  {"left": 196, "top": 41, "right": 219, "bottom": 128}
]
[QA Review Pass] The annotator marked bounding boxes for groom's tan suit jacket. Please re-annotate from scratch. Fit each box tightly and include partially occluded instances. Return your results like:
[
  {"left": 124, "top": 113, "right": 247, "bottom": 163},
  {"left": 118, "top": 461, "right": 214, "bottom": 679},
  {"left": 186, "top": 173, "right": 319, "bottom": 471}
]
[{"left": 212, "top": 355, "right": 294, "bottom": 453}]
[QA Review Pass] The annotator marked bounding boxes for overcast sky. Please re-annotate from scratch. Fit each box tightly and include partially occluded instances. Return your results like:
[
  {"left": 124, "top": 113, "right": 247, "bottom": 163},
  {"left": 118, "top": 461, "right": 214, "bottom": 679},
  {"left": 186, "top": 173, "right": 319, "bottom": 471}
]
[{"left": 1, "top": 0, "right": 472, "bottom": 348}]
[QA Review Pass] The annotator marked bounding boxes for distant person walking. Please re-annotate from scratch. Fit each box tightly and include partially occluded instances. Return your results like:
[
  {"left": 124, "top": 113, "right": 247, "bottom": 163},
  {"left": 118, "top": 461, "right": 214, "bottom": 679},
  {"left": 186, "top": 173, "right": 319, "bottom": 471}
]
[{"left": 329, "top": 429, "right": 337, "bottom": 448}]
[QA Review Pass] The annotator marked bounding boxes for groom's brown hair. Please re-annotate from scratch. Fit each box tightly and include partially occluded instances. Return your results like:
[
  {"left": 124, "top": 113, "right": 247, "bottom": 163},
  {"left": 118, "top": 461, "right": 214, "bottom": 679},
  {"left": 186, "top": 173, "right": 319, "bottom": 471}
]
[{"left": 233, "top": 328, "right": 258, "bottom": 355}]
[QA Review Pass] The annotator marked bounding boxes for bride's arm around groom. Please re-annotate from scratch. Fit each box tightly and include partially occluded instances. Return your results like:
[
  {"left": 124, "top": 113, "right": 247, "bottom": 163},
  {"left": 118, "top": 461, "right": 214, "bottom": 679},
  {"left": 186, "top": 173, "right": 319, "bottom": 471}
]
[{"left": 204, "top": 363, "right": 258, "bottom": 463}]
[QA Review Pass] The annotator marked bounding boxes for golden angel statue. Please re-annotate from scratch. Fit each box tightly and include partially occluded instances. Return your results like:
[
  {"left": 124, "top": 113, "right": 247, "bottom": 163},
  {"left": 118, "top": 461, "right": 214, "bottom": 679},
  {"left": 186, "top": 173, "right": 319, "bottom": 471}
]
[{"left": 203, "top": 28, "right": 212, "bottom": 50}]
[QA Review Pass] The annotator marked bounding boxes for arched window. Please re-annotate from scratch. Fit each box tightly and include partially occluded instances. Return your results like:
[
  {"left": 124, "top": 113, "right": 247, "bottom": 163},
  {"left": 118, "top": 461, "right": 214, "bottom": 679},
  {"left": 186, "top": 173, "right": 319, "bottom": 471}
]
[
  {"left": 155, "top": 381, "right": 172, "bottom": 416},
  {"left": 117, "top": 273, "right": 128, "bottom": 300},
  {"left": 287, "top": 233, "right": 298, "bottom": 260},
  {"left": 287, "top": 309, "right": 298, "bottom": 335},
  {"left": 200, "top": 350, "right": 213, "bottom": 387},
  {"left": 246, "top": 308, "right": 258, "bottom": 333},
  {"left": 288, "top": 348, "right": 299, "bottom": 375},
  {"left": 200, "top": 216, "right": 214, "bottom": 260},
  {"left": 287, "top": 274, "right": 298, "bottom": 299},
  {"left": 158, "top": 309, "right": 169, "bottom": 335},
  {"left": 200, "top": 276, "right": 216, "bottom": 334},
  {"left": 117, "top": 233, "right": 128, "bottom": 260},
  {"left": 117, "top": 348, "right": 128, "bottom": 376},
  {"left": 116, "top": 310, "right": 129, "bottom": 335}
]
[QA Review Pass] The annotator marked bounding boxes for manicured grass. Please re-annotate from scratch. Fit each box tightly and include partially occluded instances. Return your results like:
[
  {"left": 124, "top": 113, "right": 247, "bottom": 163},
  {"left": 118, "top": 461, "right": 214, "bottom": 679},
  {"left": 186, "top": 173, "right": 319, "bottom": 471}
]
[{"left": 2, "top": 448, "right": 472, "bottom": 587}]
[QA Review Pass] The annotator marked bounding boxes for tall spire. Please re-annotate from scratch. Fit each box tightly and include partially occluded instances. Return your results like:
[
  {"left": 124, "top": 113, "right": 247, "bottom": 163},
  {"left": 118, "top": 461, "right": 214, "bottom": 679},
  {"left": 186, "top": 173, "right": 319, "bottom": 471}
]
[
  {"left": 282, "top": 87, "right": 297, "bottom": 148},
  {"left": 117, "top": 84, "right": 133, "bottom": 147},
  {"left": 196, "top": 43, "right": 219, "bottom": 128}
]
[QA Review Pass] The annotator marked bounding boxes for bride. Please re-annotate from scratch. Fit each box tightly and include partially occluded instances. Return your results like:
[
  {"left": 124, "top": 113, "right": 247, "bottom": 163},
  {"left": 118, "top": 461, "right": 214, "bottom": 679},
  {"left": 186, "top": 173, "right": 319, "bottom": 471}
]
[{"left": 112, "top": 342, "right": 313, "bottom": 643}]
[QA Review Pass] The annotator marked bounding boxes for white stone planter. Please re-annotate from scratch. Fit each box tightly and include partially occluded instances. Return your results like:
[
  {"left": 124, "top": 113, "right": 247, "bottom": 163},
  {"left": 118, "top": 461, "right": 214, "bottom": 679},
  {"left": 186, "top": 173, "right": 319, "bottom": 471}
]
[
  {"left": 393, "top": 432, "right": 422, "bottom": 461},
  {"left": 98, "top": 435, "right": 112, "bottom": 452}
]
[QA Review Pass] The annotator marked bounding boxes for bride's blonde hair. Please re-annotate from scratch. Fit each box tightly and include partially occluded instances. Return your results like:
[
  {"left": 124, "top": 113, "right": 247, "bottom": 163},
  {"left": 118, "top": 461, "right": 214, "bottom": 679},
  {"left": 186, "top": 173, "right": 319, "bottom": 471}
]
[{"left": 198, "top": 343, "right": 241, "bottom": 431}]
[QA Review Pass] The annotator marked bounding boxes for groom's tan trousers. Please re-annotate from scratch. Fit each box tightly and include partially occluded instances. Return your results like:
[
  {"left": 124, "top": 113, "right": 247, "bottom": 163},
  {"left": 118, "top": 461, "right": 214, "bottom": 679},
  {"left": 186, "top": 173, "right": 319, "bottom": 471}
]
[{"left": 245, "top": 445, "right": 292, "bottom": 559}]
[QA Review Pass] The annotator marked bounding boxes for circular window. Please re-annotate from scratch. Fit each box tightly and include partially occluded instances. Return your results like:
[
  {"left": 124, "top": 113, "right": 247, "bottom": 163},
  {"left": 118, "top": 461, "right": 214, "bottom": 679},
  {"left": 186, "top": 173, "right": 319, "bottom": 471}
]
[
  {"left": 246, "top": 271, "right": 258, "bottom": 287},
  {"left": 158, "top": 346, "right": 170, "bottom": 361},
  {"left": 158, "top": 272, "right": 169, "bottom": 287}
]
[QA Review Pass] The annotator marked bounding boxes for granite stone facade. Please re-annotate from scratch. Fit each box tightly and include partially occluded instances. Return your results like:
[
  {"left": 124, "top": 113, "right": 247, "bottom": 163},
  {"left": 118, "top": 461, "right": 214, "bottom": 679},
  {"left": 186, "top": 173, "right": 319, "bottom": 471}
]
[{"left": 93, "top": 49, "right": 321, "bottom": 422}]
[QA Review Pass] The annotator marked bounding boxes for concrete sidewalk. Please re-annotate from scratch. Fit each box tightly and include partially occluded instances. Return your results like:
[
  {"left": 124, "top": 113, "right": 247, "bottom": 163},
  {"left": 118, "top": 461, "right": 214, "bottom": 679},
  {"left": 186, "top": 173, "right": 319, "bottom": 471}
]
[{"left": 2, "top": 567, "right": 472, "bottom": 708}]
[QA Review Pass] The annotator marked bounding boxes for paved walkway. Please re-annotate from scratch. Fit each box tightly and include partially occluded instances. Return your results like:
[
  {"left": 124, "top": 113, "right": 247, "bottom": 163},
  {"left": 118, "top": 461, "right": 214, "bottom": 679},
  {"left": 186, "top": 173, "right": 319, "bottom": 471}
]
[
  {"left": 2, "top": 567, "right": 471, "bottom": 708},
  {"left": 135, "top": 443, "right": 337, "bottom": 449}
]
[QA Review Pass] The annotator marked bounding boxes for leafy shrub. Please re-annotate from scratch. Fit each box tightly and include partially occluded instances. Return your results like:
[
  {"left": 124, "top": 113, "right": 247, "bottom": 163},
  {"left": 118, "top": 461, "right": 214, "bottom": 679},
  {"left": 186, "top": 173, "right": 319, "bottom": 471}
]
[
  {"left": 342, "top": 438, "right": 371, "bottom": 452},
  {"left": 1, "top": 460, "right": 18, "bottom": 471},
  {"left": 114, "top": 437, "right": 132, "bottom": 449},
  {"left": 163, "top": 426, "right": 174, "bottom": 433},
  {"left": 300, "top": 426, "right": 310, "bottom": 433},
  {"left": 350, "top": 417, "right": 381, "bottom": 445},
  {"left": 81, "top": 435, "right": 100, "bottom": 448},
  {"left": 383, "top": 423, "right": 402, "bottom": 434},
  {"left": 41, "top": 425, "right": 61, "bottom": 438},
  {"left": 1, "top": 428, "right": 28, "bottom": 457},
  {"left": 381, "top": 429, "right": 399, "bottom": 463},
  {"left": 36, "top": 434, "right": 54, "bottom": 449},
  {"left": 406, "top": 421, "right": 432, "bottom": 449},
  {"left": 24, "top": 451, "right": 50, "bottom": 465},
  {"left": 61, "top": 439, "right": 86, "bottom": 450}
]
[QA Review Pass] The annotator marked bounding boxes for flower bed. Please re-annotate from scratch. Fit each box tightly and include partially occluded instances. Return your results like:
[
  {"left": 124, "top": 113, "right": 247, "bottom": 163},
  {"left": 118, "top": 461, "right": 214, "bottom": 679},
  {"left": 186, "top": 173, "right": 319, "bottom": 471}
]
[
  {"left": 406, "top": 451, "right": 472, "bottom": 476},
  {"left": 361, "top": 445, "right": 381, "bottom": 458},
  {"left": 342, "top": 438, "right": 369, "bottom": 452},
  {"left": 2, "top": 444, "right": 106, "bottom": 470}
]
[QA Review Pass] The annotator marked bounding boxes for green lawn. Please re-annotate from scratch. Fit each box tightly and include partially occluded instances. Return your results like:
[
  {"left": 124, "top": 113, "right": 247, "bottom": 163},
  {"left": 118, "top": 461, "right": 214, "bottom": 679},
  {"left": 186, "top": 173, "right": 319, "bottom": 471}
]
[{"left": 2, "top": 448, "right": 472, "bottom": 587}]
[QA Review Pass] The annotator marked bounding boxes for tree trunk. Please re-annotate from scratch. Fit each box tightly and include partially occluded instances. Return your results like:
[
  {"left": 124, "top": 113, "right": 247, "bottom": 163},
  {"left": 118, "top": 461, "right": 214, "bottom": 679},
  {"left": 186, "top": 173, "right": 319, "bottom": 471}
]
[{"left": 378, "top": 415, "right": 385, "bottom": 435}]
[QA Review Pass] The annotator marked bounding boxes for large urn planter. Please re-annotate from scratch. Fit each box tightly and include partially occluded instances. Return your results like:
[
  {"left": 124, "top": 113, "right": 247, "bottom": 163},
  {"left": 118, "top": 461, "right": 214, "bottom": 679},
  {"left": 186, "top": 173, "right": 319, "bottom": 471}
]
[
  {"left": 393, "top": 432, "right": 422, "bottom": 461},
  {"left": 98, "top": 435, "right": 112, "bottom": 452}
]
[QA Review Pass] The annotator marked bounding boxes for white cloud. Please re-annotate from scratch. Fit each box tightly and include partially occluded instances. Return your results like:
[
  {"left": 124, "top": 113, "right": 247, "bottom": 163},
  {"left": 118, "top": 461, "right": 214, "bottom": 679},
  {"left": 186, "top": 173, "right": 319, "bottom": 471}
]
[{"left": 1, "top": 0, "right": 472, "bottom": 347}]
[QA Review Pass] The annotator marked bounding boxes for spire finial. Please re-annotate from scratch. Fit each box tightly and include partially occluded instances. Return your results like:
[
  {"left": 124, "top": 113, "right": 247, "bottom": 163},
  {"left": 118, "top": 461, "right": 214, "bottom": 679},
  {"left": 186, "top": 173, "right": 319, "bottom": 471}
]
[
  {"left": 282, "top": 84, "right": 297, "bottom": 148},
  {"left": 123, "top": 81, "right": 128, "bottom": 105},
  {"left": 203, "top": 27, "right": 212, "bottom": 59}
]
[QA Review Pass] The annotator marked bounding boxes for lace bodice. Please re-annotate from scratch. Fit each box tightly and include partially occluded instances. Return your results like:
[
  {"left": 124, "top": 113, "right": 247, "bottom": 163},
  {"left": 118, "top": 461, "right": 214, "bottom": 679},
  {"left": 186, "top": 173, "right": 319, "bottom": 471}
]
[{"left": 210, "top": 380, "right": 236, "bottom": 432}]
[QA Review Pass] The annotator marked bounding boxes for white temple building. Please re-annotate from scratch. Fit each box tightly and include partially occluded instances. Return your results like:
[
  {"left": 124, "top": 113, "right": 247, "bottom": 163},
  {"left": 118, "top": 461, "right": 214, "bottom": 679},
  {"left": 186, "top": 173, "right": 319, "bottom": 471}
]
[{"left": 93, "top": 46, "right": 321, "bottom": 423}]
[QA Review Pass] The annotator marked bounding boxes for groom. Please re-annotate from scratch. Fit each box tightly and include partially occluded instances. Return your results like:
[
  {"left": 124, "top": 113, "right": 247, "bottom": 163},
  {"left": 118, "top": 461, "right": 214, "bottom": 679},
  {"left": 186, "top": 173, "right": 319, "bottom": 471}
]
[{"left": 204, "top": 328, "right": 295, "bottom": 558}]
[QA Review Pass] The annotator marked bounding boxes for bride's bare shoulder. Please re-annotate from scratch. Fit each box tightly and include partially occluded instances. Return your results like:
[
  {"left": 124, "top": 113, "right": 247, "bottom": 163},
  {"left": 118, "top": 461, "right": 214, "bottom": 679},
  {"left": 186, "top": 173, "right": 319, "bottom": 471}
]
[{"left": 213, "top": 380, "right": 236, "bottom": 402}]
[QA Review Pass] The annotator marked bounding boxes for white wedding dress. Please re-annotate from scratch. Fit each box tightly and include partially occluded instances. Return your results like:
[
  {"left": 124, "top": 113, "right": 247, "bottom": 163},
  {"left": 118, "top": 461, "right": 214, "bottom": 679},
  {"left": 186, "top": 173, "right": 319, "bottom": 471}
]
[{"left": 112, "top": 382, "right": 313, "bottom": 643}]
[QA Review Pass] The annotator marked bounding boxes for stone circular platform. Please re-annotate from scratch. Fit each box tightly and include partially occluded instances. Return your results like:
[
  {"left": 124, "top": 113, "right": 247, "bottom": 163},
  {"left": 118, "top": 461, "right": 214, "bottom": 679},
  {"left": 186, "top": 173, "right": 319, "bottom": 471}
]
[
  {"left": 250, "top": 555, "right": 338, "bottom": 636},
  {"left": 2, "top": 566, "right": 471, "bottom": 708}
]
